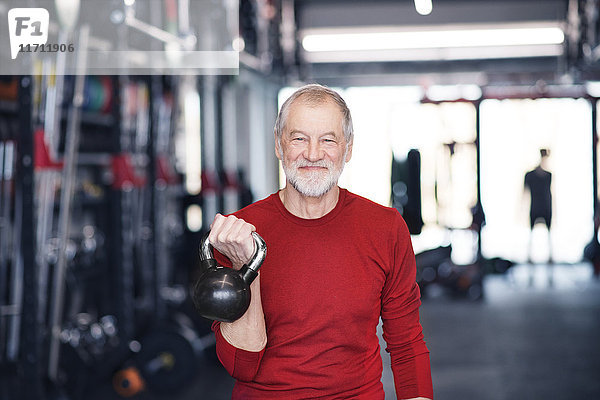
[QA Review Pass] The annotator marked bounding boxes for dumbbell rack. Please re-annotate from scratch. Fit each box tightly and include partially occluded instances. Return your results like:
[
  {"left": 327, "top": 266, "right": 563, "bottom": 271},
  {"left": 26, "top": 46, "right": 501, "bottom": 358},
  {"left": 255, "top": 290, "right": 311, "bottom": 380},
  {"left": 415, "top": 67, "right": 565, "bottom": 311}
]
[
  {"left": 0, "top": 1, "right": 288, "bottom": 398},
  {"left": 0, "top": 67, "right": 197, "bottom": 400},
  {"left": 0, "top": 75, "right": 40, "bottom": 400}
]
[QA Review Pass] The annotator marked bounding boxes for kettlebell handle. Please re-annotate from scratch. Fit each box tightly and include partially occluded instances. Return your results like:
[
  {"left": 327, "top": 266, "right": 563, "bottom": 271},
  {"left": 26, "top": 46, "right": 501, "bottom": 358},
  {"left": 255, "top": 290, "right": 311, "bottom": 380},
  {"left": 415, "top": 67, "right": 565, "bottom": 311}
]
[{"left": 200, "top": 231, "right": 267, "bottom": 274}]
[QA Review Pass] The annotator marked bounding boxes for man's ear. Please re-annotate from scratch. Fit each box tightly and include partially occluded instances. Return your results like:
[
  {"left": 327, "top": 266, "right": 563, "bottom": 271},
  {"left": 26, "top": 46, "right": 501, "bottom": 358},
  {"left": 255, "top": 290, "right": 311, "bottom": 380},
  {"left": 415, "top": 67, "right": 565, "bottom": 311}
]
[
  {"left": 345, "top": 137, "right": 353, "bottom": 163},
  {"left": 274, "top": 132, "right": 282, "bottom": 160}
]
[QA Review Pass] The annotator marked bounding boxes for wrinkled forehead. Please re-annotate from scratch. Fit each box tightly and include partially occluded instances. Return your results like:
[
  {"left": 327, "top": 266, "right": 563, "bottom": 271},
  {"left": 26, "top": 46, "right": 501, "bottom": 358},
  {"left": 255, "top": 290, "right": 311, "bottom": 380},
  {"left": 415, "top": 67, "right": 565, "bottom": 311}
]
[
  {"left": 287, "top": 97, "right": 344, "bottom": 122},
  {"left": 292, "top": 94, "right": 341, "bottom": 111},
  {"left": 285, "top": 99, "right": 344, "bottom": 131}
]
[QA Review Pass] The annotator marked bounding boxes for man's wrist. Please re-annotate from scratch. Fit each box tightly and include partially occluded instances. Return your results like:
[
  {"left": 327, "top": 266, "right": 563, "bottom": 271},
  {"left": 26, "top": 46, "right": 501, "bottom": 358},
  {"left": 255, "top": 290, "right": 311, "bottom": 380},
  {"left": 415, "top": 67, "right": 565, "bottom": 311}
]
[{"left": 220, "top": 322, "right": 267, "bottom": 352}]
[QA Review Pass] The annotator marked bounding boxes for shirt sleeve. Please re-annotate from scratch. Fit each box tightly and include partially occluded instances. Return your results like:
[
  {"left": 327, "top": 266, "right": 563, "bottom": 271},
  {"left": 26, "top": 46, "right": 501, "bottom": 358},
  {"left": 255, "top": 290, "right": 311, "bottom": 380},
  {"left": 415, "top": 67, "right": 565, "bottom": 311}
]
[
  {"left": 211, "top": 321, "right": 265, "bottom": 382},
  {"left": 208, "top": 248, "right": 265, "bottom": 382},
  {"left": 381, "top": 213, "right": 433, "bottom": 399}
]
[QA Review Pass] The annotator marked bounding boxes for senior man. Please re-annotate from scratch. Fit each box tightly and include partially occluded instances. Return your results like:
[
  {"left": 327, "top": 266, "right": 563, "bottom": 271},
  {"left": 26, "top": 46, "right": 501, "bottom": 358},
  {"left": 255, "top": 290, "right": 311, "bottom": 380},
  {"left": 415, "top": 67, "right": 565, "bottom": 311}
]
[{"left": 208, "top": 84, "right": 433, "bottom": 399}]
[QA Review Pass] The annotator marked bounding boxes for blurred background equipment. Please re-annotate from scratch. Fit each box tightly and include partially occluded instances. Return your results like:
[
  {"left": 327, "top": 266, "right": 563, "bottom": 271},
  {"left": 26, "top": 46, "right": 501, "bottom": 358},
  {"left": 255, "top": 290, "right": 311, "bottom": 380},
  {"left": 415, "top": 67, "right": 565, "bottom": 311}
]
[
  {"left": 0, "top": 0, "right": 600, "bottom": 399},
  {"left": 391, "top": 149, "right": 424, "bottom": 235}
]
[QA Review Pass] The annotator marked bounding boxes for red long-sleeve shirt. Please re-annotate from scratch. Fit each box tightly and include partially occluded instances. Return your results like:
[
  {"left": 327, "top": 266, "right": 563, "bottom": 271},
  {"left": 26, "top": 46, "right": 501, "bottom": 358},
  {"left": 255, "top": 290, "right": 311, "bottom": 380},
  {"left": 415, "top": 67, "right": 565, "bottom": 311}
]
[{"left": 212, "top": 189, "right": 433, "bottom": 399}]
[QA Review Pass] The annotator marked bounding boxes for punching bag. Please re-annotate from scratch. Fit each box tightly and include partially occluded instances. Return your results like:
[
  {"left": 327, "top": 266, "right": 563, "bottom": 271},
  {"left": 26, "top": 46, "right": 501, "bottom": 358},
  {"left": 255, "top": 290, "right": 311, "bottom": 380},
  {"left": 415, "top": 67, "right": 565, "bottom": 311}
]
[{"left": 391, "top": 149, "right": 424, "bottom": 235}]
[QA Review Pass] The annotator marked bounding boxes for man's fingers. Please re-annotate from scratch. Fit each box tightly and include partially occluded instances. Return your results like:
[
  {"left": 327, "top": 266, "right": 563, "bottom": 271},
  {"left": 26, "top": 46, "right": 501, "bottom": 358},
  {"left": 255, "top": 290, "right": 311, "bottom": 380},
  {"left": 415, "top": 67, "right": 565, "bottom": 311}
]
[
  {"left": 206, "top": 214, "right": 257, "bottom": 268},
  {"left": 216, "top": 215, "right": 242, "bottom": 243},
  {"left": 209, "top": 213, "right": 222, "bottom": 230},
  {"left": 209, "top": 214, "right": 254, "bottom": 250},
  {"left": 208, "top": 213, "right": 226, "bottom": 244}
]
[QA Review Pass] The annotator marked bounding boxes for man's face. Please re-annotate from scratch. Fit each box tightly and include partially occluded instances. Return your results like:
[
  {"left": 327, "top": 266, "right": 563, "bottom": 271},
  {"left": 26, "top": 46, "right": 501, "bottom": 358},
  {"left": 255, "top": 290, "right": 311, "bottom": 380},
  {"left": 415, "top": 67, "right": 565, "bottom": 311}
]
[{"left": 276, "top": 99, "right": 353, "bottom": 197}]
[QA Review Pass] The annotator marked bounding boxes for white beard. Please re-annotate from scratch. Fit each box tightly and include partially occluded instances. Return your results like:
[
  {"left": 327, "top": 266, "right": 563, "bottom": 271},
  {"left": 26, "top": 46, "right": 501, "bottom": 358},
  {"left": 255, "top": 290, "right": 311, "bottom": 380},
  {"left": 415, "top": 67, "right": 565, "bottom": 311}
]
[{"left": 282, "top": 156, "right": 345, "bottom": 198}]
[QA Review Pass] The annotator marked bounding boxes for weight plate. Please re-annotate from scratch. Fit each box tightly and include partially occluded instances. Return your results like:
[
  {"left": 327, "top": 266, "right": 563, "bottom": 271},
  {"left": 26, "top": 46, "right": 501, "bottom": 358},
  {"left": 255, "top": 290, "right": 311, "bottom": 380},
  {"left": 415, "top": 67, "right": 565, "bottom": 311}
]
[{"left": 135, "top": 328, "right": 198, "bottom": 394}]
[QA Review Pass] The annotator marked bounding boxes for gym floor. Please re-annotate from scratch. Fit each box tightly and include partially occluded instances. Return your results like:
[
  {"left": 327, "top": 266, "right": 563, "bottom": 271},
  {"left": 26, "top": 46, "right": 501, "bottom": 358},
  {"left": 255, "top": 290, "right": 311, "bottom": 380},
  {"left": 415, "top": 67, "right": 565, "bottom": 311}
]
[
  {"left": 415, "top": 263, "right": 600, "bottom": 400},
  {"left": 101, "top": 262, "right": 600, "bottom": 400}
]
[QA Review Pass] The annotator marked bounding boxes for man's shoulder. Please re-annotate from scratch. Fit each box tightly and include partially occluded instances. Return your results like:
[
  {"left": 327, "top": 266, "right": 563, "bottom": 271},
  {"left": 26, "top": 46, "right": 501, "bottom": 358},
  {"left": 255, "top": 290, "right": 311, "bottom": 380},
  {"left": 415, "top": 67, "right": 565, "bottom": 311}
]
[
  {"left": 343, "top": 189, "right": 403, "bottom": 222},
  {"left": 342, "top": 190, "right": 410, "bottom": 241},
  {"left": 344, "top": 190, "right": 397, "bottom": 213}
]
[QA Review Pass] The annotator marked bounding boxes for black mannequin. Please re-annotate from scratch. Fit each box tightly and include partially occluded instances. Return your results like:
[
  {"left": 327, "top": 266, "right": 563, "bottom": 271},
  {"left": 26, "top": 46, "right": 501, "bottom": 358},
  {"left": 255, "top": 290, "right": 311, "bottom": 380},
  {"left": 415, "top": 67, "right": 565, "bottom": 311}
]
[{"left": 523, "top": 149, "right": 553, "bottom": 284}]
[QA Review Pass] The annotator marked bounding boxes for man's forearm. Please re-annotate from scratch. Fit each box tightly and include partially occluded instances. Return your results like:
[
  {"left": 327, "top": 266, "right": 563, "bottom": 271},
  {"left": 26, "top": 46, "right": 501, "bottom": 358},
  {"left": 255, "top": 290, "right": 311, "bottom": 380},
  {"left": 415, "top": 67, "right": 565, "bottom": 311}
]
[{"left": 219, "top": 275, "right": 267, "bottom": 352}]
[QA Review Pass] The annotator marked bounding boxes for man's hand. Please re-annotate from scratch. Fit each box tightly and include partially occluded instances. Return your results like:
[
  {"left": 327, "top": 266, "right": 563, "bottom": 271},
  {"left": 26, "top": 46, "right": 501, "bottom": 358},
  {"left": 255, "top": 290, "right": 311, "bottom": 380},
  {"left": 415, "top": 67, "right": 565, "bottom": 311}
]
[{"left": 209, "top": 214, "right": 256, "bottom": 269}]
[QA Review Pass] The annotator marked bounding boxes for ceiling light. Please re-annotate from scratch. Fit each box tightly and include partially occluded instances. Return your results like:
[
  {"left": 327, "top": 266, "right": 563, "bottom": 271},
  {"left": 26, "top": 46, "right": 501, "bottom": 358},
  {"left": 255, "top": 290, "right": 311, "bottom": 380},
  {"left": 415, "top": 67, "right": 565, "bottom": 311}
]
[
  {"left": 302, "top": 23, "right": 564, "bottom": 53},
  {"left": 302, "top": 44, "right": 563, "bottom": 63},
  {"left": 414, "top": 0, "right": 433, "bottom": 16}
]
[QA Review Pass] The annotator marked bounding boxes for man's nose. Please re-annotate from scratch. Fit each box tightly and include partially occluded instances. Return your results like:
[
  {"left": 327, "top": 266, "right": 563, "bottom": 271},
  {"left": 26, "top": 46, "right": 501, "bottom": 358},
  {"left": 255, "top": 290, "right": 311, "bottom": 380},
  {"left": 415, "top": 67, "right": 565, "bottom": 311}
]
[{"left": 304, "top": 141, "right": 323, "bottom": 161}]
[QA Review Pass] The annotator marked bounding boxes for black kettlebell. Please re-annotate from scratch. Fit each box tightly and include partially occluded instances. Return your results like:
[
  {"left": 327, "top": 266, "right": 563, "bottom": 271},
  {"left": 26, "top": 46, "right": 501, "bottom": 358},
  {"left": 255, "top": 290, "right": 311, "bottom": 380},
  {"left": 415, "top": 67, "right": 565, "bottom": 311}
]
[{"left": 191, "top": 231, "right": 267, "bottom": 323}]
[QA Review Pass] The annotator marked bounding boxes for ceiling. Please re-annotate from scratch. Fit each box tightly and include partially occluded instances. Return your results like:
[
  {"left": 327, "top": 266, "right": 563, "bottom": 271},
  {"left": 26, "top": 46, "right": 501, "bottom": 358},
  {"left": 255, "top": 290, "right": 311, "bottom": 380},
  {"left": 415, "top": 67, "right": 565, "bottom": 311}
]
[
  {"left": 290, "top": 0, "right": 600, "bottom": 88},
  {"left": 1, "top": 0, "right": 597, "bottom": 88}
]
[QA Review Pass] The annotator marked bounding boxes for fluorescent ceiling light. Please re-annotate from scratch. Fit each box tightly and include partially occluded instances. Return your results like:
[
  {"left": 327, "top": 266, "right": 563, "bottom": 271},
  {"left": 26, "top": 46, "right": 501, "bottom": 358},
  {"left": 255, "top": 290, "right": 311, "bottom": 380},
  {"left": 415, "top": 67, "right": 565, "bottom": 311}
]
[
  {"left": 302, "top": 44, "right": 563, "bottom": 63},
  {"left": 301, "top": 22, "right": 565, "bottom": 53}
]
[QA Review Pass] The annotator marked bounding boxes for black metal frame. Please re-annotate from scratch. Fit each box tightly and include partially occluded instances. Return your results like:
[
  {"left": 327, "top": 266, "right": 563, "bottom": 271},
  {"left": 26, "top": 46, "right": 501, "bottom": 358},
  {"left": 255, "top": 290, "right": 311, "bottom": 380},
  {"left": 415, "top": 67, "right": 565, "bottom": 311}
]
[{"left": 17, "top": 75, "right": 44, "bottom": 400}]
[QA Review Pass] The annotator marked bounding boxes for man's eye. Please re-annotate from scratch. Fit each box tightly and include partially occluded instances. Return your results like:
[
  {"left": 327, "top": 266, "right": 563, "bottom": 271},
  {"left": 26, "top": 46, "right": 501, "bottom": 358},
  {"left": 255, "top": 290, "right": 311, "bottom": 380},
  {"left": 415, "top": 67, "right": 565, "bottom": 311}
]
[{"left": 293, "top": 137, "right": 304, "bottom": 141}]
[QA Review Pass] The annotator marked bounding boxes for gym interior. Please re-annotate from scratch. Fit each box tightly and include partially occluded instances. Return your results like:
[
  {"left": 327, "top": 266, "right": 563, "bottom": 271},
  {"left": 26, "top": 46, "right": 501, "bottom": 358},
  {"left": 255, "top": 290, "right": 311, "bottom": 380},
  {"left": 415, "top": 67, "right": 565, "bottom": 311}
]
[{"left": 1, "top": 0, "right": 599, "bottom": 399}]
